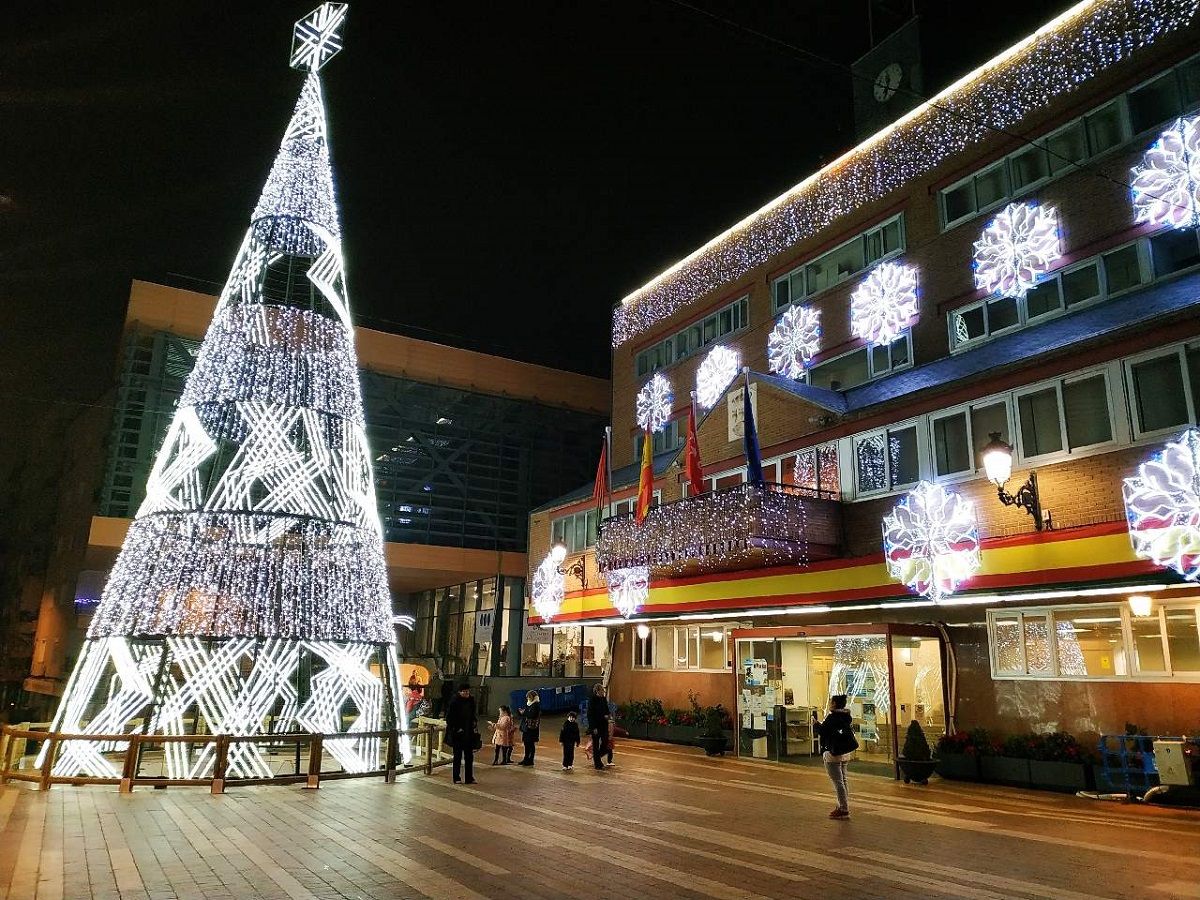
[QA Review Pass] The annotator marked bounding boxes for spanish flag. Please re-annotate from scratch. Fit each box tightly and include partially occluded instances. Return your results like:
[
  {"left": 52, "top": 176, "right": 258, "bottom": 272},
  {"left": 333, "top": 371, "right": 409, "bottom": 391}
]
[{"left": 636, "top": 428, "right": 654, "bottom": 524}]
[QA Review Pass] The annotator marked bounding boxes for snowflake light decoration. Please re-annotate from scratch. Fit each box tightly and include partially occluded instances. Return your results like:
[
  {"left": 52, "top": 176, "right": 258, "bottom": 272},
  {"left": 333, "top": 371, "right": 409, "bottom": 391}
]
[
  {"left": 973, "top": 202, "right": 1062, "bottom": 299},
  {"left": 636, "top": 373, "right": 673, "bottom": 433},
  {"left": 605, "top": 566, "right": 649, "bottom": 619},
  {"left": 768, "top": 305, "right": 821, "bottom": 379},
  {"left": 696, "top": 345, "right": 741, "bottom": 410},
  {"left": 532, "top": 552, "right": 565, "bottom": 623},
  {"left": 850, "top": 262, "right": 919, "bottom": 346},
  {"left": 1123, "top": 428, "right": 1200, "bottom": 581},
  {"left": 1131, "top": 114, "right": 1200, "bottom": 229},
  {"left": 882, "top": 481, "right": 981, "bottom": 602}
]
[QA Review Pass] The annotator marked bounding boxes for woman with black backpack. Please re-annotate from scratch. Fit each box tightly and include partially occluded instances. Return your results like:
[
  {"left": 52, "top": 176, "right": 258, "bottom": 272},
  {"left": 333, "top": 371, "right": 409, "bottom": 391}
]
[{"left": 815, "top": 694, "right": 859, "bottom": 819}]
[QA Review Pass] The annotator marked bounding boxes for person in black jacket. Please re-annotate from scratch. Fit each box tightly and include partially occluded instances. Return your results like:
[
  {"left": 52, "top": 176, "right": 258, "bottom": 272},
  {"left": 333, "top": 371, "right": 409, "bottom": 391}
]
[
  {"left": 815, "top": 694, "right": 858, "bottom": 819},
  {"left": 587, "top": 684, "right": 611, "bottom": 770},
  {"left": 559, "top": 712, "right": 581, "bottom": 770},
  {"left": 517, "top": 691, "right": 541, "bottom": 766},
  {"left": 445, "top": 683, "right": 479, "bottom": 784}
]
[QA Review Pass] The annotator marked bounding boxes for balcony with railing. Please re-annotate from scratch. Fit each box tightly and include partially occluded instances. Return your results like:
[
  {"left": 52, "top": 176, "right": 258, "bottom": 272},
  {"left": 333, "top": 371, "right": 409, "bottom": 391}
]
[{"left": 596, "top": 482, "right": 842, "bottom": 579}]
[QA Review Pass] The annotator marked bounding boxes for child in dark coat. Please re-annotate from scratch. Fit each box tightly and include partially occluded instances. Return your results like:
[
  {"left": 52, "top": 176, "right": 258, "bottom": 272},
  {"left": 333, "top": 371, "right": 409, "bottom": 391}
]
[{"left": 560, "top": 711, "right": 581, "bottom": 771}]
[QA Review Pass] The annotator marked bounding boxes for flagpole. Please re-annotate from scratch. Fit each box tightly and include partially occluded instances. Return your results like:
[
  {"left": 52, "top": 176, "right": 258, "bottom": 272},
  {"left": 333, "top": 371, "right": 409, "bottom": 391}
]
[
  {"left": 689, "top": 391, "right": 699, "bottom": 497},
  {"left": 604, "top": 425, "right": 613, "bottom": 516}
]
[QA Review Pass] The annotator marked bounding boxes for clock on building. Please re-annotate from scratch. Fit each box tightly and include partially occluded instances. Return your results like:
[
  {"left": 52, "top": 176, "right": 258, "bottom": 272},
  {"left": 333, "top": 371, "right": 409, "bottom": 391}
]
[{"left": 873, "top": 62, "right": 904, "bottom": 102}]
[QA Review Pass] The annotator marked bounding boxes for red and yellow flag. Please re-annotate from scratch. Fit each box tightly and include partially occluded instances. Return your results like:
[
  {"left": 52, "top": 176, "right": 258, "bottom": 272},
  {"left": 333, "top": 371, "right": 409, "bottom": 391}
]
[
  {"left": 591, "top": 436, "right": 607, "bottom": 512},
  {"left": 636, "top": 428, "right": 654, "bottom": 524},
  {"left": 684, "top": 405, "right": 703, "bottom": 496}
]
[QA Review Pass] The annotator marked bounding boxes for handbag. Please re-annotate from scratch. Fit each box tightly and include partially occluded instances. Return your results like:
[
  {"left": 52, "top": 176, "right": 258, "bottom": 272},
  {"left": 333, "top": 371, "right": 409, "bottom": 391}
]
[{"left": 471, "top": 731, "right": 483, "bottom": 751}]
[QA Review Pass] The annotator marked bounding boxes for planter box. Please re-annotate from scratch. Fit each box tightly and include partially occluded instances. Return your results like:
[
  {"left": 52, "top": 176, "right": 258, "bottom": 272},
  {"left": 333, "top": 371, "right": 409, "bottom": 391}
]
[
  {"left": 936, "top": 752, "right": 980, "bottom": 782},
  {"left": 1028, "top": 759, "right": 1093, "bottom": 793},
  {"left": 624, "top": 722, "right": 649, "bottom": 740},
  {"left": 663, "top": 725, "right": 697, "bottom": 744},
  {"left": 981, "top": 755, "right": 1031, "bottom": 787}
]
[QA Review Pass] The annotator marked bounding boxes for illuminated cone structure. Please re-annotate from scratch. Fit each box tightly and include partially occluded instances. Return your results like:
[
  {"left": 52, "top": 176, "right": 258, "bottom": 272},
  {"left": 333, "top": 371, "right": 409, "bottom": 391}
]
[{"left": 44, "top": 3, "right": 410, "bottom": 779}]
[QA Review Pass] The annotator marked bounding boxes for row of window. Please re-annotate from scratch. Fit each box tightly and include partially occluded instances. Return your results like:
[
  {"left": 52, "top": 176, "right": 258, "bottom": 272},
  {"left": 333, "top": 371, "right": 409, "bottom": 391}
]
[
  {"left": 807, "top": 331, "right": 912, "bottom": 392},
  {"left": 635, "top": 296, "right": 749, "bottom": 378},
  {"left": 952, "top": 229, "right": 1200, "bottom": 350},
  {"left": 550, "top": 508, "right": 599, "bottom": 553},
  {"left": 940, "top": 50, "right": 1200, "bottom": 228},
  {"left": 773, "top": 214, "right": 905, "bottom": 311},
  {"left": 702, "top": 336, "right": 1200, "bottom": 502},
  {"left": 632, "top": 623, "right": 734, "bottom": 671},
  {"left": 635, "top": 417, "right": 685, "bottom": 458},
  {"left": 988, "top": 602, "right": 1200, "bottom": 681}
]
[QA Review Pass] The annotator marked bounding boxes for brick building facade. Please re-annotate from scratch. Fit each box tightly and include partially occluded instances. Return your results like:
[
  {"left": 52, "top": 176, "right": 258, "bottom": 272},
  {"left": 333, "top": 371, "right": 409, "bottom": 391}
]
[{"left": 526, "top": 1, "right": 1200, "bottom": 764}]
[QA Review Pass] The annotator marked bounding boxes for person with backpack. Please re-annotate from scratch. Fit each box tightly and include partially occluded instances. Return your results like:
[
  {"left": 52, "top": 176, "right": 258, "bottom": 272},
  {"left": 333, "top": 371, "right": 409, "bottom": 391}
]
[{"left": 815, "top": 694, "right": 859, "bottom": 819}]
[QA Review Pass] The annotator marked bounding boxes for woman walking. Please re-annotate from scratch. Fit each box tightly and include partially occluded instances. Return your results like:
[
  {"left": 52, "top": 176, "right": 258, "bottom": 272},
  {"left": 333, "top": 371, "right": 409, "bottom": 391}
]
[
  {"left": 816, "top": 694, "right": 858, "bottom": 819},
  {"left": 587, "top": 684, "right": 611, "bottom": 771},
  {"left": 446, "top": 683, "right": 479, "bottom": 785},
  {"left": 517, "top": 690, "right": 541, "bottom": 766}
]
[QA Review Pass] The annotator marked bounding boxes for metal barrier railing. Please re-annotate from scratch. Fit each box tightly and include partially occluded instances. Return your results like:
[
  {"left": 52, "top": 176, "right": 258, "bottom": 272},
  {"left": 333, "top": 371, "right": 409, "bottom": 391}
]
[{"left": 0, "top": 722, "right": 448, "bottom": 794}]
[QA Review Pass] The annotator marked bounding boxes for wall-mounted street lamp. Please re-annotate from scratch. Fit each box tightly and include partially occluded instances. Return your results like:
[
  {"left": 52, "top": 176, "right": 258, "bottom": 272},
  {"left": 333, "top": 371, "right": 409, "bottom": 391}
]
[
  {"left": 551, "top": 542, "right": 587, "bottom": 590},
  {"left": 980, "top": 432, "right": 1052, "bottom": 531}
]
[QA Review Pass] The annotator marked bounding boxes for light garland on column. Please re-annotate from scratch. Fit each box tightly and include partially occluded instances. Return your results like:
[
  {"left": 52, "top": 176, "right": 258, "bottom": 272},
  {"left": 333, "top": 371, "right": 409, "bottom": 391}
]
[
  {"left": 695, "top": 345, "right": 740, "bottom": 410},
  {"left": 1131, "top": 113, "right": 1200, "bottom": 229},
  {"left": 882, "top": 481, "right": 981, "bottom": 602},
  {"left": 973, "top": 202, "right": 1062, "bottom": 299},
  {"left": 1122, "top": 427, "right": 1200, "bottom": 581},
  {"left": 42, "top": 4, "right": 413, "bottom": 780},
  {"left": 531, "top": 552, "right": 566, "bottom": 623},
  {"left": 849, "top": 262, "right": 918, "bottom": 346},
  {"left": 611, "top": 0, "right": 1197, "bottom": 348},
  {"left": 768, "top": 305, "right": 821, "bottom": 380},
  {"left": 635, "top": 373, "right": 673, "bottom": 433}
]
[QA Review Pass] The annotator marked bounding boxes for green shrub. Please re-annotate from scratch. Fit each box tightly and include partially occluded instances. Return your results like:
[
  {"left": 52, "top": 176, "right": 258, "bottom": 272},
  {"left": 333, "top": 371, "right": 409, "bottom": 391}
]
[{"left": 902, "top": 721, "right": 932, "bottom": 761}]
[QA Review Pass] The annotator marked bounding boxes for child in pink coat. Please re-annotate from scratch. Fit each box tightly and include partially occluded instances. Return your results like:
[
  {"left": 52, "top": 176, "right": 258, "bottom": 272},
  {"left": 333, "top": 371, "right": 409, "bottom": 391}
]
[{"left": 489, "top": 705, "right": 516, "bottom": 765}]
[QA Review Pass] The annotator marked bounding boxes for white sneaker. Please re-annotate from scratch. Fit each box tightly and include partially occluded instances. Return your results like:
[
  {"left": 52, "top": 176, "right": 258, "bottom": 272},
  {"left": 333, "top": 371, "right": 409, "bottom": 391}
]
[{"left": 562, "top": 765, "right": 569, "bottom": 770}]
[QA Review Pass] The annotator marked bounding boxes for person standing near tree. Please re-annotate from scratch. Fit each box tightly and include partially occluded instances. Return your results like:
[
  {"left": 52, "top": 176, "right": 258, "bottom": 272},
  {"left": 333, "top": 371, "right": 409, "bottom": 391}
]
[
  {"left": 446, "top": 683, "right": 479, "bottom": 785},
  {"left": 587, "top": 684, "right": 611, "bottom": 771},
  {"left": 817, "top": 694, "right": 858, "bottom": 819},
  {"left": 517, "top": 691, "right": 541, "bottom": 766}
]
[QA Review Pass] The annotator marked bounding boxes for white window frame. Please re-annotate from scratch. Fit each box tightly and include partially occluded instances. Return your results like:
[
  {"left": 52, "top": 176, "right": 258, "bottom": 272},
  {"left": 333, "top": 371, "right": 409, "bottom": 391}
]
[
  {"left": 772, "top": 214, "right": 906, "bottom": 311},
  {"left": 1012, "top": 368, "right": 1117, "bottom": 464},
  {"left": 631, "top": 623, "right": 732, "bottom": 672},
  {"left": 635, "top": 295, "right": 749, "bottom": 379},
  {"left": 987, "top": 601, "right": 1200, "bottom": 682},
  {"left": 1123, "top": 344, "right": 1199, "bottom": 440},
  {"left": 853, "top": 419, "right": 922, "bottom": 497},
  {"left": 867, "top": 331, "right": 914, "bottom": 378},
  {"left": 928, "top": 397, "right": 1017, "bottom": 482}
]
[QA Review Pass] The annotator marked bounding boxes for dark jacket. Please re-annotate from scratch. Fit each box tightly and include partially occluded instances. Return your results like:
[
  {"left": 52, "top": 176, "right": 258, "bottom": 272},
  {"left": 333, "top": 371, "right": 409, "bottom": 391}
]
[
  {"left": 818, "top": 708, "right": 858, "bottom": 757},
  {"left": 586, "top": 694, "right": 610, "bottom": 733},
  {"left": 560, "top": 720, "right": 581, "bottom": 746},
  {"left": 445, "top": 694, "right": 478, "bottom": 748},
  {"left": 520, "top": 701, "right": 541, "bottom": 741}
]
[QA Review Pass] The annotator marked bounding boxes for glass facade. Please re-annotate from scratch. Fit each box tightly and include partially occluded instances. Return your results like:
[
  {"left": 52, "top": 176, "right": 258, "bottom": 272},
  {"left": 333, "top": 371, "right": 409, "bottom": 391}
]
[{"left": 99, "top": 326, "right": 607, "bottom": 553}]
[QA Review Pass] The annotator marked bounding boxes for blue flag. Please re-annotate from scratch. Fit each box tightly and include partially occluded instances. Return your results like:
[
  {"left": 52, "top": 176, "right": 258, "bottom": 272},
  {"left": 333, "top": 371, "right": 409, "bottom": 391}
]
[{"left": 743, "top": 381, "right": 764, "bottom": 485}]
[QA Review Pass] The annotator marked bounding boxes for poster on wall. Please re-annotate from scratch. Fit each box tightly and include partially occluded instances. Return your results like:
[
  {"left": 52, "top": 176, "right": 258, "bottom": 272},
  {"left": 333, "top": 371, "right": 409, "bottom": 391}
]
[
  {"left": 860, "top": 702, "right": 878, "bottom": 742},
  {"left": 474, "top": 609, "right": 496, "bottom": 643},
  {"left": 743, "top": 658, "right": 768, "bottom": 686},
  {"left": 524, "top": 623, "right": 554, "bottom": 644}
]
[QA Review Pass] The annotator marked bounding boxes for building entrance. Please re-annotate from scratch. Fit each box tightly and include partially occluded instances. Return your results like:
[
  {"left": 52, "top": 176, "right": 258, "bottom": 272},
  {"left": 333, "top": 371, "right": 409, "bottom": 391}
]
[{"left": 732, "top": 624, "right": 946, "bottom": 771}]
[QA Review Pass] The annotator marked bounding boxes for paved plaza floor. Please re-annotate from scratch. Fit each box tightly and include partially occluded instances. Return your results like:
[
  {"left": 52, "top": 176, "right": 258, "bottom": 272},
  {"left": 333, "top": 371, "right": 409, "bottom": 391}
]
[{"left": 1, "top": 740, "right": 1198, "bottom": 899}]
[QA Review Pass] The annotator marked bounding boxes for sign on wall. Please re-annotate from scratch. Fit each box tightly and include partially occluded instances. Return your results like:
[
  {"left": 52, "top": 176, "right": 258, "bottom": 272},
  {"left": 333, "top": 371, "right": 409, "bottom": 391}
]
[
  {"left": 474, "top": 609, "right": 496, "bottom": 643},
  {"left": 727, "top": 383, "right": 758, "bottom": 441},
  {"left": 524, "top": 623, "right": 554, "bottom": 644}
]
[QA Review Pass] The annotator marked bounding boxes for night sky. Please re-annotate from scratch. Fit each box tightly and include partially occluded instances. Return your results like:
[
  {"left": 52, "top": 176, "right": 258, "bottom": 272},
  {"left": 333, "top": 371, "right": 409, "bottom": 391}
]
[{"left": 1, "top": 1, "right": 1067, "bottom": 444}]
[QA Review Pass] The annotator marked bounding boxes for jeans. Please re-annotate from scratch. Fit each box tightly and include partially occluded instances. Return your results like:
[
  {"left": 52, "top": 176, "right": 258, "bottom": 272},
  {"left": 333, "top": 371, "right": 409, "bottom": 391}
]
[
  {"left": 562, "top": 744, "right": 575, "bottom": 768},
  {"left": 452, "top": 744, "right": 474, "bottom": 782},
  {"left": 825, "top": 758, "right": 849, "bottom": 811}
]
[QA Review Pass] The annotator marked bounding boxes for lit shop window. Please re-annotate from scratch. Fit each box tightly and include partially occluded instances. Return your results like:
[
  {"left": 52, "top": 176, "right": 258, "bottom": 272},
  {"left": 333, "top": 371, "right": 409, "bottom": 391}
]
[{"left": 988, "top": 603, "right": 1200, "bottom": 680}]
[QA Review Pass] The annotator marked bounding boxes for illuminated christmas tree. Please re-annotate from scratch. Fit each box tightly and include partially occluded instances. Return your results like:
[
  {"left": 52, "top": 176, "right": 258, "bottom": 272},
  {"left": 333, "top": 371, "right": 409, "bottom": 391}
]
[{"left": 43, "top": 3, "right": 410, "bottom": 779}]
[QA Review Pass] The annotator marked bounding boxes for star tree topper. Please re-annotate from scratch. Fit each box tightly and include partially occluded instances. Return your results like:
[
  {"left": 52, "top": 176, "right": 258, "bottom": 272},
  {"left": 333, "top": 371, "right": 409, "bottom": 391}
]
[{"left": 291, "top": 3, "right": 349, "bottom": 72}]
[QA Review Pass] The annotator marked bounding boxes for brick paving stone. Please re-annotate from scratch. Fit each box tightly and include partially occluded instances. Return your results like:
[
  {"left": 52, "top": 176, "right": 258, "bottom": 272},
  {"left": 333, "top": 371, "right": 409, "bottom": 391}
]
[{"left": 2, "top": 739, "right": 1199, "bottom": 899}]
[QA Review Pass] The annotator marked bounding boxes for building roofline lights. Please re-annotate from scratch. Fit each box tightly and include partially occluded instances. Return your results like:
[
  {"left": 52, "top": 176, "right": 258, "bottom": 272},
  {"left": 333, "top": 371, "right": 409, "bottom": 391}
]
[{"left": 612, "top": 0, "right": 1198, "bottom": 347}]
